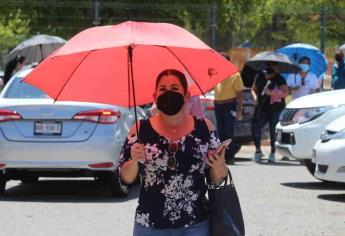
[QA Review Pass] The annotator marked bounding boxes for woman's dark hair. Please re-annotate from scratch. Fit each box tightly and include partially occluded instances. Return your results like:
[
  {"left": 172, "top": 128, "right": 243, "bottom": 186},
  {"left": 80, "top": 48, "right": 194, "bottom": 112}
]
[
  {"left": 3, "top": 55, "right": 26, "bottom": 85},
  {"left": 298, "top": 56, "right": 311, "bottom": 64},
  {"left": 155, "top": 69, "right": 188, "bottom": 93}
]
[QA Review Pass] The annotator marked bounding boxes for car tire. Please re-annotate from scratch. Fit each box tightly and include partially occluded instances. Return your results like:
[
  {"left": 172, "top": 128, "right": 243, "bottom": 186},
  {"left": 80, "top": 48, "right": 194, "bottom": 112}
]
[
  {"left": 301, "top": 159, "right": 316, "bottom": 176},
  {"left": 234, "top": 143, "right": 242, "bottom": 154},
  {"left": 21, "top": 176, "right": 39, "bottom": 184},
  {"left": 0, "top": 175, "right": 6, "bottom": 195},
  {"left": 99, "top": 171, "right": 129, "bottom": 197}
]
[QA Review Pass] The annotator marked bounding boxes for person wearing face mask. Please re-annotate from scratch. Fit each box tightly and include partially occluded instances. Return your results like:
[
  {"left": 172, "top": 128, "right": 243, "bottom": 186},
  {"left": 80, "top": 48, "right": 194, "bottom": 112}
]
[
  {"left": 214, "top": 52, "right": 244, "bottom": 165},
  {"left": 332, "top": 51, "right": 345, "bottom": 90},
  {"left": 286, "top": 56, "right": 320, "bottom": 99},
  {"left": 251, "top": 62, "right": 288, "bottom": 162},
  {"left": 116, "top": 69, "right": 229, "bottom": 236}
]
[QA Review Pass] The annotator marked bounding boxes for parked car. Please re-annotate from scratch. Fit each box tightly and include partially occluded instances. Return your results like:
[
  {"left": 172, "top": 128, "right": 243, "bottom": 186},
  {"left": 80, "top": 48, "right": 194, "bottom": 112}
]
[
  {"left": 312, "top": 114, "right": 345, "bottom": 183},
  {"left": 201, "top": 88, "right": 269, "bottom": 153},
  {"left": 275, "top": 89, "right": 345, "bottom": 176},
  {"left": 0, "top": 66, "right": 145, "bottom": 196}
]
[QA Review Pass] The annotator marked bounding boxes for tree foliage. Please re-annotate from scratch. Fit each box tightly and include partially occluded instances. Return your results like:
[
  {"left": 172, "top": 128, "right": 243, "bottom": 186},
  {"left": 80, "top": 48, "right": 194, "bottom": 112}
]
[{"left": 0, "top": 0, "right": 345, "bottom": 57}]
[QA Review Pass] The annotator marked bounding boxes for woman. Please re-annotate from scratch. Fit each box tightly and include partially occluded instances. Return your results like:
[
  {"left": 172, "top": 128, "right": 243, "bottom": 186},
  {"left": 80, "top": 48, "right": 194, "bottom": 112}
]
[
  {"left": 116, "top": 69, "right": 228, "bottom": 236},
  {"left": 3, "top": 55, "right": 26, "bottom": 86},
  {"left": 286, "top": 56, "right": 320, "bottom": 99},
  {"left": 251, "top": 62, "right": 288, "bottom": 163}
]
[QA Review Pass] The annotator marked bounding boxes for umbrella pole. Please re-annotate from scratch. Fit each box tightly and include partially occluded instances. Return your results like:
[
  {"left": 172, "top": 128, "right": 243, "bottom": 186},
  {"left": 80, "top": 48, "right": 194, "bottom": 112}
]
[
  {"left": 128, "top": 45, "right": 145, "bottom": 177},
  {"left": 39, "top": 44, "right": 44, "bottom": 62},
  {"left": 128, "top": 45, "right": 139, "bottom": 135}
]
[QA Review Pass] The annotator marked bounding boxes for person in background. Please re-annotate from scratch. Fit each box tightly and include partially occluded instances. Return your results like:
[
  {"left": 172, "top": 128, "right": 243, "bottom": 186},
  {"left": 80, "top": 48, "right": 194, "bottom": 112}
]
[
  {"left": 251, "top": 62, "right": 288, "bottom": 163},
  {"left": 184, "top": 95, "right": 204, "bottom": 117},
  {"left": 287, "top": 56, "right": 320, "bottom": 99},
  {"left": 214, "top": 52, "right": 244, "bottom": 165},
  {"left": 332, "top": 51, "right": 345, "bottom": 90},
  {"left": 3, "top": 55, "right": 26, "bottom": 86},
  {"left": 117, "top": 69, "right": 227, "bottom": 236}
]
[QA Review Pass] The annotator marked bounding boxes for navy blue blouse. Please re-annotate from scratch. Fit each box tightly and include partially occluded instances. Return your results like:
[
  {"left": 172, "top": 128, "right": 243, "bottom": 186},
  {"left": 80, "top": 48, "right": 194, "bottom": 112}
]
[{"left": 116, "top": 117, "right": 220, "bottom": 229}]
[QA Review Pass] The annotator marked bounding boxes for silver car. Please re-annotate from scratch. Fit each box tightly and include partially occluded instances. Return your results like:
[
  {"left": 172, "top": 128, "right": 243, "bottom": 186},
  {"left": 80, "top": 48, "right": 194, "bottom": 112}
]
[{"left": 0, "top": 66, "right": 145, "bottom": 196}]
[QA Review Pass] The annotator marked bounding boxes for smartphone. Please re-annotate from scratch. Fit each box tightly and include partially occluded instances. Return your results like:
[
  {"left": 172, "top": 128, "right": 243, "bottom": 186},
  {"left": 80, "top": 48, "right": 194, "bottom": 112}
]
[{"left": 216, "top": 139, "right": 232, "bottom": 154}]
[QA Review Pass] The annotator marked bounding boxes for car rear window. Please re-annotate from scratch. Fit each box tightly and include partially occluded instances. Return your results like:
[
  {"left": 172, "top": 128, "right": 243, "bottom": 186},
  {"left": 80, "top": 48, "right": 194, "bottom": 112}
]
[{"left": 4, "top": 77, "right": 50, "bottom": 99}]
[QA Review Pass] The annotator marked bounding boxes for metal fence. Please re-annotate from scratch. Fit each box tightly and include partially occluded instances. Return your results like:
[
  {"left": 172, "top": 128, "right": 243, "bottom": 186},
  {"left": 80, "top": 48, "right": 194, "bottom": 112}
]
[{"left": 0, "top": 1, "right": 344, "bottom": 82}]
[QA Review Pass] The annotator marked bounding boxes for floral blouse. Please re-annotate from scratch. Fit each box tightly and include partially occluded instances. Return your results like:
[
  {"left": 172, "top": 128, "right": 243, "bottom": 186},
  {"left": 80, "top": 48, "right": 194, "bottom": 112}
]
[{"left": 116, "top": 117, "right": 220, "bottom": 229}]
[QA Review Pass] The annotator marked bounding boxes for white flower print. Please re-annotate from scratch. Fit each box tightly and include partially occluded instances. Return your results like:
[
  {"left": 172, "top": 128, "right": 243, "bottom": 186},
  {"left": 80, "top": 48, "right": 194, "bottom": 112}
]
[
  {"left": 209, "top": 131, "right": 220, "bottom": 150},
  {"left": 136, "top": 212, "right": 151, "bottom": 227},
  {"left": 161, "top": 175, "right": 199, "bottom": 223}
]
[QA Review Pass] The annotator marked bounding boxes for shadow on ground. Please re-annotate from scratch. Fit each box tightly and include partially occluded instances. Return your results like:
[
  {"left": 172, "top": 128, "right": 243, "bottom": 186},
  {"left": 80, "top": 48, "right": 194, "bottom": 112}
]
[
  {"left": 256, "top": 161, "right": 301, "bottom": 167},
  {"left": 234, "top": 157, "right": 253, "bottom": 162},
  {"left": 281, "top": 181, "right": 345, "bottom": 191},
  {"left": 0, "top": 179, "right": 140, "bottom": 203},
  {"left": 317, "top": 194, "right": 345, "bottom": 203}
]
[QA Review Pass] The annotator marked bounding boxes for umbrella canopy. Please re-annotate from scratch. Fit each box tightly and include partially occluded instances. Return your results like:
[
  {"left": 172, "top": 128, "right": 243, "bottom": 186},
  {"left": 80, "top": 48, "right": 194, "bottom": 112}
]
[
  {"left": 25, "top": 21, "right": 238, "bottom": 108},
  {"left": 240, "top": 64, "right": 260, "bottom": 87},
  {"left": 277, "top": 43, "right": 327, "bottom": 77},
  {"left": 8, "top": 34, "right": 66, "bottom": 64},
  {"left": 245, "top": 51, "right": 300, "bottom": 73}
]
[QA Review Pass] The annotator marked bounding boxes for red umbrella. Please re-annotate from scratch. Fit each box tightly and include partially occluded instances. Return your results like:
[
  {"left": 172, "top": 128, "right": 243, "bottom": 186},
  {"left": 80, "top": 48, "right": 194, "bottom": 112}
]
[{"left": 25, "top": 21, "right": 238, "bottom": 108}]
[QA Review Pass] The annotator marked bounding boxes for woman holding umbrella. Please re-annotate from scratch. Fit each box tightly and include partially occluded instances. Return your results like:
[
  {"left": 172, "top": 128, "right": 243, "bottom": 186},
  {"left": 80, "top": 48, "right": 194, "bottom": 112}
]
[
  {"left": 251, "top": 62, "right": 289, "bottom": 162},
  {"left": 3, "top": 55, "right": 26, "bottom": 86},
  {"left": 116, "top": 69, "right": 228, "bottom": 235}
]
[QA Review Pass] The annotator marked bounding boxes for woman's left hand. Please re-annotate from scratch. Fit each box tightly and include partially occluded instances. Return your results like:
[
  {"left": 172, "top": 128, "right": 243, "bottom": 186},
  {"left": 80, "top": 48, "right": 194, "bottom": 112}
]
[
  {"left": 206, "top": 147, "right": 226, "bottom": 168},
  {"left": 206, "top": 146, "right": 228, "bottom": 182}
]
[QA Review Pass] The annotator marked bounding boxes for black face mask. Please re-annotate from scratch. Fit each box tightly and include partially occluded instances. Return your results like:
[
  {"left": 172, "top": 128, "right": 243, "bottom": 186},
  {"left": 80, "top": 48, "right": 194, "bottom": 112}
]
[{"left": 156, "top": 90, "right": 184, "bottom": 116}]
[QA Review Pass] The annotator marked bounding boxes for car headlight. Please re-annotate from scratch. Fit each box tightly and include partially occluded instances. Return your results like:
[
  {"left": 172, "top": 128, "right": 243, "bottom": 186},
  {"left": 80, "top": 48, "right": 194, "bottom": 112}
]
[
  {"left": 321, "top": 129, "right": 345, "bottom": 141},
  {"left": 292, "top": 106, "right": 332, "bottom": 124}
]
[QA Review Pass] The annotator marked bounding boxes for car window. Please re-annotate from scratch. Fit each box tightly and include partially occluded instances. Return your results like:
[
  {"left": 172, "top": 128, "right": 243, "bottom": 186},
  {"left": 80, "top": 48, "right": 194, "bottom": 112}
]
[{"left": 4, "top": 77, "right": 50, "bottom": 99}]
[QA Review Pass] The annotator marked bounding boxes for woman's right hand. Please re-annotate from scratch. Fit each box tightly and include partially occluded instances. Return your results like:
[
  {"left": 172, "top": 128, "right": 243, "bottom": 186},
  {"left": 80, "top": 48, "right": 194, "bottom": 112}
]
[{"left": 130, "top": 143, "right": 146, "bottom": 163}]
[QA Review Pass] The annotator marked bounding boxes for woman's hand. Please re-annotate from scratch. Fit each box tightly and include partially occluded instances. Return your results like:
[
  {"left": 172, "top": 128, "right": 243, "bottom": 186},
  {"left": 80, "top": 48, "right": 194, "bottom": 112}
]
[
  {"left": 206, "top": 146, "right": 228, "bottom": 183},
  {"left": 130, "top": 143, "right": 146, "bottom": 163}
]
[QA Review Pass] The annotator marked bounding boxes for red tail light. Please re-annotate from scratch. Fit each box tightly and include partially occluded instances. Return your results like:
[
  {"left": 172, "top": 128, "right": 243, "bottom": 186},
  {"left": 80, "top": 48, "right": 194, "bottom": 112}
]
[
  {"left": 73, "top": 109, "right": 121, "bottom": 124},
  {"left": 0, "top": 163, "right": 6, "bottom": 168},
  {"left": 0, "top": 110, "right": 22, "bottom": 123},
  {"left": 200, "top": 98, "right": 215, "bottom": 111},
  {"left": 88, "top": 162, "right": 114, "bottom": 168}
]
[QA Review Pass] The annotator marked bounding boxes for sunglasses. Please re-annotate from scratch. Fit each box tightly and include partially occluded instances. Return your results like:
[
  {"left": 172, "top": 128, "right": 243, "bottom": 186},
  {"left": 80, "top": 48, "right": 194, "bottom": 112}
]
[{"left": 167, "top": 142, "right": 179, "bottom": 170}]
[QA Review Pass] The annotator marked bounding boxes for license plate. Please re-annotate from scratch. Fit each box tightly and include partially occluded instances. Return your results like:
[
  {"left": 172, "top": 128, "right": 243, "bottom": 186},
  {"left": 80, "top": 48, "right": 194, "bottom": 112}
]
[
  {"left": 277, "top": 129, "right": 282, "bottom": 142},
  {"left": 34, "top": 121, "right": 62, "bottom": 135}
]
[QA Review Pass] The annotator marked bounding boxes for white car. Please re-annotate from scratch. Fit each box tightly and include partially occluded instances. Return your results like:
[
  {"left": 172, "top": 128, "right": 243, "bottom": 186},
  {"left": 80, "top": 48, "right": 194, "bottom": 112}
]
[
  {"left": 312, "top": 114, "right": 345, "bottom": 183},
  {"left": 0, "top": 66, "right": 145, "bottom": 196},
  {"left": 275, "top": 89, "right": 345, "bottom": 176}
]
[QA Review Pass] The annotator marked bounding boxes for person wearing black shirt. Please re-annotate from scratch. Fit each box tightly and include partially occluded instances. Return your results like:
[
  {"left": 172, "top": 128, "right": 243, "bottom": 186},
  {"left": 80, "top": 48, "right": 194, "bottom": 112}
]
[{"left": 251, "top": 62, "right": 288, "bottom": 162}]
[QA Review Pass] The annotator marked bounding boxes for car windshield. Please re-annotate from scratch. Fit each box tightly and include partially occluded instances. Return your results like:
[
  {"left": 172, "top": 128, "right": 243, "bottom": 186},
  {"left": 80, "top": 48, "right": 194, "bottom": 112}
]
[{"left": 4, "top": 77, "right": 50, "bottom": 99}]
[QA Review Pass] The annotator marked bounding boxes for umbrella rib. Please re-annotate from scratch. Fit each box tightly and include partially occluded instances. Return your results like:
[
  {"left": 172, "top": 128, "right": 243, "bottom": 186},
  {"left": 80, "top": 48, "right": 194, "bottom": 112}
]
[
  {"left": 164, "top": 47, "right": 205, "bottom": 97},
  {"left": 54, "top": 51, "right": 93, "bottom": 102}
]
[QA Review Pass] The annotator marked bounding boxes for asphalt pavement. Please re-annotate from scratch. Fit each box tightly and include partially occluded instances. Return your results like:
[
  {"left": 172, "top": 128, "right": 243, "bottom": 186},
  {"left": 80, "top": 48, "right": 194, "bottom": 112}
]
[{"left": 0, "top": 145, "right": 344, "bottom": 236}]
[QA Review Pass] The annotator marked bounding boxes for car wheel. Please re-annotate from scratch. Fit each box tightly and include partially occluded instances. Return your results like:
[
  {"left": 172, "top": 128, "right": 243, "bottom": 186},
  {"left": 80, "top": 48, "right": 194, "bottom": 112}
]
[
  {"left": 301, "top": 159, "right": 316, "bottom": 176},
  {"left": 21, "top": 176, "right": 39, "bottom": 184},
  {"left": 0, "top": 175, "right": 6, "bottom": 195},
  {"left": 99, "top": 171, "right": 129, "bottom": 197},
  {"left": 234, "top": 143, "right": 242, "bottom": 154}
]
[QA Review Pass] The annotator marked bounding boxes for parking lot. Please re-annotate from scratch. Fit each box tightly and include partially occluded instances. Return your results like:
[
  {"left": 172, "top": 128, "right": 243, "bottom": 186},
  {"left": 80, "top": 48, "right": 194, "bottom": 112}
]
[{"left": 0, "top": 144, "right": 344, "bottom": 236}]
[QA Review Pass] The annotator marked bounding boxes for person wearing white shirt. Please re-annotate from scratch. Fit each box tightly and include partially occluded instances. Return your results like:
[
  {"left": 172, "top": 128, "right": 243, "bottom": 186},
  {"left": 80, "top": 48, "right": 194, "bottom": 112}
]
[{"left": 286, "top": 56, "right": 320, "bottom": 99}]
